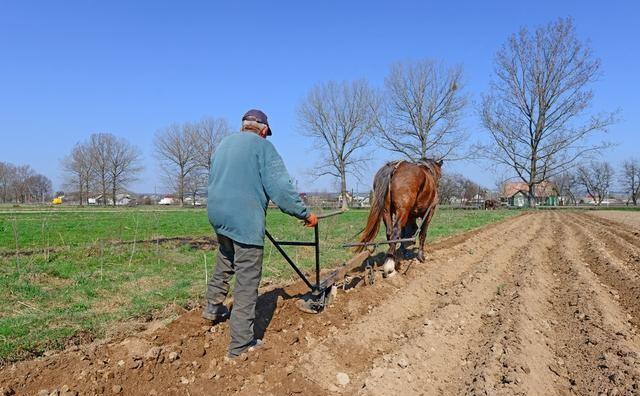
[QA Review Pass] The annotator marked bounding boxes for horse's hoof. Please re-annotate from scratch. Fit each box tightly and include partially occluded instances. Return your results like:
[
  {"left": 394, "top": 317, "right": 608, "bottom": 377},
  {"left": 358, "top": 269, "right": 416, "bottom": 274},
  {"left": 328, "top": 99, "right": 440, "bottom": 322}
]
[
  {"left": 417, "top": 254, "right": 426, "bottom": 263},
  {"left": 382, "top": 258, "right": 396, "bottom": 277},
  {"left": 383, "top": 270, "right": 397, "bottom": 279}
]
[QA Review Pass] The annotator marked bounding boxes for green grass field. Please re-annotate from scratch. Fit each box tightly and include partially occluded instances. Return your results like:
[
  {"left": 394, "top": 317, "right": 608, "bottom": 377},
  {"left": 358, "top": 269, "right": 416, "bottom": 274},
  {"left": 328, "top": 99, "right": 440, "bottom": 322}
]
[{"left": 0, "top": 207, "right": 518, "bottom": 363}]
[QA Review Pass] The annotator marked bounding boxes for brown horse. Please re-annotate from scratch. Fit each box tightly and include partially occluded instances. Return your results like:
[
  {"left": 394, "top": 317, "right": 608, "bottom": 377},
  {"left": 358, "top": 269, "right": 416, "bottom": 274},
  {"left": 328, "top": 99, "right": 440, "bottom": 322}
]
[
  {"left": 484, "top": 199, "right": 498, "bottom": 210},
  {"left": 357, "top": 159, "right": 442, "bottom": 277}
]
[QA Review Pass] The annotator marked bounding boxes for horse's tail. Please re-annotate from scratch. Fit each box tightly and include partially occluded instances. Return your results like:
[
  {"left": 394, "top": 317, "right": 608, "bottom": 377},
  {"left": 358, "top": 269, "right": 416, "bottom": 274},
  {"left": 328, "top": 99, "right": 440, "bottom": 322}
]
[{"left": 355, "top": 162, "right": 395, "bottom": 252}]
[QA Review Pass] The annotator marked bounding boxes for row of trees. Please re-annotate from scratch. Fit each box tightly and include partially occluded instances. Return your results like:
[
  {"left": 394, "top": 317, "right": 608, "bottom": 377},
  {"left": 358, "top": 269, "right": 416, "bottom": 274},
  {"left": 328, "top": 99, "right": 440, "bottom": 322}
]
[
  {"left": 61, "top": 118, "right": 230, "bottom": 207},
  {"left": 0, "top": 162, "right": 53, "bottom": 203},
  {"left": 299, "top": 18, "right": 615, "bottom": 208},
  {"left": 63, "top": 133, "right": 142, "bottom": 206},
  {"left": 438, "top": 173, "right": 488, "bottom": 205},
  {"left": 560, "top": 159, "right": 640, "bottom": 206}
]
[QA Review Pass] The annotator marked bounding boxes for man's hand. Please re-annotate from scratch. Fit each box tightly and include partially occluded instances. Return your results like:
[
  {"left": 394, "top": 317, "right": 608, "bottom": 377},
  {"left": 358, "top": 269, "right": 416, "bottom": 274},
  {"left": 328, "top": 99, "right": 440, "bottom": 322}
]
[{"left": 303, "top": 213, "right": 318, "bottom": 227}]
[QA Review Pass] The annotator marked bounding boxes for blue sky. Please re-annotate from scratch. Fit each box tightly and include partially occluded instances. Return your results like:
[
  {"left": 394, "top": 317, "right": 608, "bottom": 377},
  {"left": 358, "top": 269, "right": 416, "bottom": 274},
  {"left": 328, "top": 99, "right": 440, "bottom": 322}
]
[{"left": 0, "top": 1, "right": 638, "bottom": 193}]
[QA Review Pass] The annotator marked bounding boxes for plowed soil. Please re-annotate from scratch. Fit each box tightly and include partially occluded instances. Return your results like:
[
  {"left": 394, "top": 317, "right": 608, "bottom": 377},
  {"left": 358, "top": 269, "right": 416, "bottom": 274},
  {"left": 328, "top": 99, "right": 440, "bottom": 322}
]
[{"left": 3, "top": 211, "right": 640, "bottom": 396}]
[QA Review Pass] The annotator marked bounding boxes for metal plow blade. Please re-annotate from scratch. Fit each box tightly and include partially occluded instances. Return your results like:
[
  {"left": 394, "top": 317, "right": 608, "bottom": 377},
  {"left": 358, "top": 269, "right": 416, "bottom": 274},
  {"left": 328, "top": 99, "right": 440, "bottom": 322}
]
[{"left": 295, "top": 251, "right": 371, "bottom": 314}]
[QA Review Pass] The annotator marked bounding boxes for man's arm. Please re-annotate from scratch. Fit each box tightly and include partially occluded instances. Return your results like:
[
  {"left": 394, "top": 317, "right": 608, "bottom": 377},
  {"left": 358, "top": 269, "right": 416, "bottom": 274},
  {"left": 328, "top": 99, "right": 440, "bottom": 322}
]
[{"left": 260, "top": 142, "right": 309, "bottom": 220}]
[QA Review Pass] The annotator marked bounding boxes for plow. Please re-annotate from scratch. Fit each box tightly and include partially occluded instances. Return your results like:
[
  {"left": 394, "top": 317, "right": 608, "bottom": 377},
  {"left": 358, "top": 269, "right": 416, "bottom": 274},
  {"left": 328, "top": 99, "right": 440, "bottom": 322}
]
[{"left": 265, "top": 210, "right": 416, "bottom": 314}]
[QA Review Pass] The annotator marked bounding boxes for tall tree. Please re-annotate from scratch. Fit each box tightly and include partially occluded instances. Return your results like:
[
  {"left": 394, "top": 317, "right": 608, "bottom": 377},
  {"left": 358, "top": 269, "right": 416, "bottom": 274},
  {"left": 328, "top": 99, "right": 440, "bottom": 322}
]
[
  {"left": 183, "top": 170, "right": 208, "bottom": 206},
  {"left": 0, "top": 162, "right": 16, "bottom": 203},
  {"left": 154, "top": 123, "right": 199, "bottom": 206},
  {"left": 298, "top": 80, "right": 376, "bottom": 210},
  {"left": 107, "top": 136, "right": 143, "bottom": 206},
  {"left": 375, "top": 59, "right": 467, "bottom": 161},
  {"left": 88, "top": 133, "right": 115, "bottom": 206},
  {"left": 478, "top": 18, "right": 615, "bottom": 207},
  {"left": 27, "top": 174, "right": 52, "bottom": 203},
  {"left": 576, "top": 161, "right": 613, "bottom": 205},
  {"left": 12, "top": 165, "right": 36, "bottom": 203},
  {"left": 621, "top": 159, "right": 640, "bottom": 205},
  {"left": 552, "top": 171, "right": 579, "bottom": 206},
  {"left": 191, "top": 117, "right": 231, "bottom": 172},
  {"left": 62, "top": 143, "right": 93, "bottom": 205}
]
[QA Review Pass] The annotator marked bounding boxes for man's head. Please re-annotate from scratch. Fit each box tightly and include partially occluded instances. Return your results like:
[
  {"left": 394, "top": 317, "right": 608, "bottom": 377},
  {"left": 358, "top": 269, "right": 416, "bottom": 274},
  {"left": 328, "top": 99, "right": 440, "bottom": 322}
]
[{"left": 242, "top": 109, "right": 272, "bottom": 139}]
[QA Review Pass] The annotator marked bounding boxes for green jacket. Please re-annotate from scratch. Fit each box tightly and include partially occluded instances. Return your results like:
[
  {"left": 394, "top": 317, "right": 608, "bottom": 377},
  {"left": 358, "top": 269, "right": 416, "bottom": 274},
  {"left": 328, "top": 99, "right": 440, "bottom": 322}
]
[{"left": 207, "top": 132, "right": 309, "bottom": 246}]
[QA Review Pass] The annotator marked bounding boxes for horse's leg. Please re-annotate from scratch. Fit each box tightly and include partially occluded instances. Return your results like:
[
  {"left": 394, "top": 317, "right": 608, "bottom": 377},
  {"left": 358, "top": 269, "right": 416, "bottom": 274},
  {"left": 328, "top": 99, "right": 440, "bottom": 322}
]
[
  {"left": 382, "top": 212, "right": 396, "bottom": 277},
  {"left": 417, "top": 206, "right": 436, "bottom": 263},
  {"left": 383, "top": 209, "right": 409, "bottom": 277},
  {"left": 400, "top": 217, "right": 417, "bottom": 259}
]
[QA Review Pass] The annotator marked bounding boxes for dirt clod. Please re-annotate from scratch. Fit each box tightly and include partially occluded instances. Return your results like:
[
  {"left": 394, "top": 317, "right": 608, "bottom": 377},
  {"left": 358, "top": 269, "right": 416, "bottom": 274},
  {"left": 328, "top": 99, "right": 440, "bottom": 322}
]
[
  {"left": 336, "top": 372, "right": 350, "bottom": 386},
  {"left": 167, "top": 351, "right": 179, "bottom": 362}
]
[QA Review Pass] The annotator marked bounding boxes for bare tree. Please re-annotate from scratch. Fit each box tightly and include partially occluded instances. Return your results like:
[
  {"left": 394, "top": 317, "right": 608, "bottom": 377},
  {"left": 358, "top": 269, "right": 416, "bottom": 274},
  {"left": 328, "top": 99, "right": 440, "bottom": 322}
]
[
  {"left": 621, "top": 159, "right": 640, "bottom": 205},
  {"left": 155, "top": 123, "right": 199, "bottom": 206},
  {"left": 298, "top": 80, "right": 376, "bottom": 210},
  {"left": 12, "top": 165, "right": 36, "bottom": 203},
  {"left": 27, "top": 174, "right": 52, "bottom": 203},
  {"left": 576, "top": 161, "right": 613, "bottom": 205},
  {"left": 477, "top": 18, "right": 616, "bottom": 207},
  {"left": 552, "top": 171, "right": 579, "bottom": 205},
  {"left": 88, "top": 133, "right": 115, "bottom": 206},
  {"left": 183, "top": 170, "right": 208, "bottom": 206},
  {"left": 107, "top": 137, "right": 143, "bottom": 206},
  {"left": 438, "top": 173, "right": 462, "bottom": 205},
  {"left": 0, "top": 162, "right": 16, "bottom": 203},
  {"left": 191, "top": 118, "right": 231, "bottom": 172},
  {"left": 0, "top": 162, "right": 52, "bottom": 204},
  {"left": 62, "top": 143, "right": 93, "bottom": 205},
  {"left": 375, "top": 60, "right": 467, "bottom": 161}
]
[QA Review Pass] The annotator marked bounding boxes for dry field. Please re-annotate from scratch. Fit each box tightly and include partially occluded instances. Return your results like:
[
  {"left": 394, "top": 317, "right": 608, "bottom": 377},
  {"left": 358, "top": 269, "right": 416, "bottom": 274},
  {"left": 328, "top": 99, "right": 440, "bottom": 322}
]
[
  {"left": 2, "top": 211, "right": 640, "bottom": 395},
  {"left": 592, "top": 210, "right": 640, "bottom": 229}
]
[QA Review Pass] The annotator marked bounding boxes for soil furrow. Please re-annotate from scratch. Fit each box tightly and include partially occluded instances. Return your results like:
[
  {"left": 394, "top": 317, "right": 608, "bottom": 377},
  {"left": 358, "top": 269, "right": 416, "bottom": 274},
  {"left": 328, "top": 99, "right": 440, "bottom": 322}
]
[
  {"left": 569, "top": 213, "right": 640, "bottom": 272},
  {"left": 340, "top": 213, "right": 545, "bottom": 395},
  {"left": 454, "top": 211, "right": 558, "bottom": 396},
  {"left": 295, "top": 213, "right": 533, "bottom": 393},
  {"left": 565, "top": 213, "right": 640, "bottom": 328},
  {"left": 547, "top": 216, "right": 640, "bottom": 395},
  {"left": 582, "top": 212, "right": 640, "bottom": 249}
]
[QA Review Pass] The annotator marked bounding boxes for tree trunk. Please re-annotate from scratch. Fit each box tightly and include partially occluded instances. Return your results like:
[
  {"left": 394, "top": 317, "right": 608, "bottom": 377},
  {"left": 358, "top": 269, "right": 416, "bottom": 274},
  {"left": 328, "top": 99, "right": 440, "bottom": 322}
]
[
  {"left": 85, "top": 178, "right": 90, "bottom": 205},
  {"left": 101, "top": 176, "right": 107, "bottom": 206},
  {"left": 112, "top": 181, "right": 117, "bottom": 207},
  {"left": 179, "top": 165, "right": 185, "bottom": 207},
  {"left": 78, "top": 174, "right": 83, "bottom": 207},
  {"left": 528, "top": 183, "right": 537, "bottom": 208},
  {"left": 340, "top": 167, "right": 348, "bottom": 210}
]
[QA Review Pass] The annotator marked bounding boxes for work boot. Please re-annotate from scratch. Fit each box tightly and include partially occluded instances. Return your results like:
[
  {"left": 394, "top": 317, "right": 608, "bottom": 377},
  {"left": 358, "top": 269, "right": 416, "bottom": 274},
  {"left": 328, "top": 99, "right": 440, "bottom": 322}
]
[
  {"left": 202, "top": 302, "right": 230, "bottom": 322},
  {"left": 226, "top": 339, "right": 264, "bottom": 360},
  {"left": 247, "top": 338, "right": 264, "bottom": 352}
]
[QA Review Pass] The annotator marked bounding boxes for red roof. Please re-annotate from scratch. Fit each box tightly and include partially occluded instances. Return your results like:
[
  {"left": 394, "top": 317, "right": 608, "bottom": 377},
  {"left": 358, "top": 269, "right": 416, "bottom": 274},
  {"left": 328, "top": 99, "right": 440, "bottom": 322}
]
[{"left": 503, "top": 181, "right": 557, "bottom": 198}]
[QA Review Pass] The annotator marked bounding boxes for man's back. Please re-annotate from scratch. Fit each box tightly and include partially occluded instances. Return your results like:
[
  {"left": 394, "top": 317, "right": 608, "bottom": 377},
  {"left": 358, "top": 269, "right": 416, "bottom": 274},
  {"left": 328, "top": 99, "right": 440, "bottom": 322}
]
[{"left": 207, "top": 132, "right": 307, "bottom": 246}]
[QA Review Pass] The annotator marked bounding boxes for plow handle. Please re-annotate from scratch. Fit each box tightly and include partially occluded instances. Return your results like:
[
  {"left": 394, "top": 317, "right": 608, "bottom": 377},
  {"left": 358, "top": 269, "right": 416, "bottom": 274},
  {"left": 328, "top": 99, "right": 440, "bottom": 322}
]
[{"left": 316, "top": 209, "right": 347, "bottom": 219}]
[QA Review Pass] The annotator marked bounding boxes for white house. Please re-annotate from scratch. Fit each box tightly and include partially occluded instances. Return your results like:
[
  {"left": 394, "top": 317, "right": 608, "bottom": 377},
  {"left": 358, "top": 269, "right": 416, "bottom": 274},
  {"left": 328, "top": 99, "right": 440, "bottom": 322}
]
[{"left": 159, "top": 197, "right": 175, "bottom": 205}]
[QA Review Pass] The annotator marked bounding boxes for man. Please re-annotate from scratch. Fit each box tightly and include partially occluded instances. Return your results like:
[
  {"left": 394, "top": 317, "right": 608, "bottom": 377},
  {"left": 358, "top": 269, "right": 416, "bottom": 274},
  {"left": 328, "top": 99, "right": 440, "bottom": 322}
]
[{"left": 204, "top": 109, "right": 318, "bottom": 358}]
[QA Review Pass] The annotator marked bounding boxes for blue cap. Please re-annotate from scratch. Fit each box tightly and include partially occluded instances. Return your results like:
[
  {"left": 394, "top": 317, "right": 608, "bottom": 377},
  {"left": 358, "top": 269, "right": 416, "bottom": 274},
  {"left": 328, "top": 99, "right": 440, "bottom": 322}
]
[{"left": 242, "top": 109, "right": 272, "bottom": 136}]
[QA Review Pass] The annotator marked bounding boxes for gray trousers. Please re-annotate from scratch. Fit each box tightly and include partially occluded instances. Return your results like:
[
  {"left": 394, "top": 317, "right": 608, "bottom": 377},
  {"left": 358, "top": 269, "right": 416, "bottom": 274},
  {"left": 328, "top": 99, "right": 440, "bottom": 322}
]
[{"left": 206, "top": 233, "right": 263, "bottom": 356}]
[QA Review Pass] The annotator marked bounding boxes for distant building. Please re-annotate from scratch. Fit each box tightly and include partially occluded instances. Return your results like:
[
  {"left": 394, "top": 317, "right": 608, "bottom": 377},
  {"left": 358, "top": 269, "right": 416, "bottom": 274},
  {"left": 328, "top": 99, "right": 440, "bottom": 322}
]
[
  {"left": 89, "top": 193, "right": 136, "bottom": 206},
  {"left": 502, "top": 181, "right": 558, "bottom": 207},
  {"left": 159, "top": 196, "right": 176, "bottom": 205},
  {"left": 184, "top": 196, "right": 204, "bottom": 206}
]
